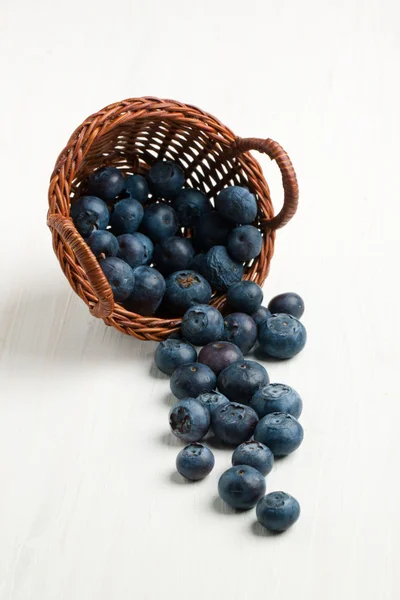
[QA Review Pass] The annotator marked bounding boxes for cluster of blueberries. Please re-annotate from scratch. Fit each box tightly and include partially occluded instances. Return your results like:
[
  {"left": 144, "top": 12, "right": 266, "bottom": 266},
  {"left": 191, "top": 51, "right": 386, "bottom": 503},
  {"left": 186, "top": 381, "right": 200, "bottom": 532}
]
[
  {"left": 155, "top": 288, "right": 306, "bottom": 533},
  {"left": 70, "top": 161, "right": 265, "bottom": 315}
]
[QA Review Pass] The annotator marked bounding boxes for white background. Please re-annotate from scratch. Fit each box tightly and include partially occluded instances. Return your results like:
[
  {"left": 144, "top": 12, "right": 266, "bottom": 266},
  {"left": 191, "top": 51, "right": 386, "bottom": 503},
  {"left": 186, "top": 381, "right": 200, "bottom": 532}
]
[{"left": 0, "top": 1, "right": 399, "bottom": 598}]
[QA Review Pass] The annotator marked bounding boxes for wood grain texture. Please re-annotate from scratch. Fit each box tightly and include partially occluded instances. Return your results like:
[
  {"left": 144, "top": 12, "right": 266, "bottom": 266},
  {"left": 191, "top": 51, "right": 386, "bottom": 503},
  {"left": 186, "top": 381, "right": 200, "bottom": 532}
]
[{"left": 0, "top": 0, "right": 399, "bottom": 599}]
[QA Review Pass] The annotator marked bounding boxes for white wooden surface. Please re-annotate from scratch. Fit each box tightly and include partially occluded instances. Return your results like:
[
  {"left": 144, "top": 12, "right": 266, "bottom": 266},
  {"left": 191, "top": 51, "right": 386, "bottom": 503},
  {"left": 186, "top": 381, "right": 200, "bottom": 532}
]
[{"left": 1, "top": 1, "right": 399, "bottom": 598}]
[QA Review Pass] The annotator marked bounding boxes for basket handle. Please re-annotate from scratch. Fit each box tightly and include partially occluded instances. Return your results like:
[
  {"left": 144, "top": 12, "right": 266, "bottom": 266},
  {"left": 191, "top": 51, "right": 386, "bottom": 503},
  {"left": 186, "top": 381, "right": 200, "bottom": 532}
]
[
  {"left": 47, "top": 214, "right": 115, "bottom": 318},
  {"left": 232, "top": 137, "right": 299, "bottom": 230}
]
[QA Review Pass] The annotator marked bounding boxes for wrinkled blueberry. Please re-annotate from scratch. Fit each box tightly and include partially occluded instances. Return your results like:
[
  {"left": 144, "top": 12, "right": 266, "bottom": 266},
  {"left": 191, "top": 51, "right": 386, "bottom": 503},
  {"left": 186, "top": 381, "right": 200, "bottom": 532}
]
[
  {"left": 221, "top": 312, "right": 257, "bottom": 354},
  {"left": 212, "top": 402, "right": 259, "bottom": 445},
  {"left": 134, "top": 232, "right": 154, "bottom": 265},
  {"left": 215, "top": 186, "right": 257, "bottom": 225},
  {"left": 170, "top": 362, "right": 217, "bottom": 400},
  {"left": 193, "top": 213, "right": 233, "bottom": 251},
  {"left": 196, "top": 391, "right": 230, "bottom": 415},
  {"left": 227, "top": 281, "right": 263, "bottom": 314},
  {"left": 251, "top": 306, "right": 271, "bottom": 329},
  {"left": 217, "top": 360, "right": 269, "bottom": 405},
  {"left": 256, "top": 492, "right": 300, "bottom": 532},
  {"left": 73, "top": 210, "right": 101, "bottom": 237},
  {"left": 218, "top": 465, "right": 266, "bottom": 510},
  {"left": 258, "top": 313, "right": 307, "bottom": 359},
  {"left": 155, "top": 339, "right": 197, "bottom": 376},
  {"left": 232, "top": 440, "right": 274, "bottom": 476},
  {"left": 227, "top": 225, "right": 263, "bottom": 262},
  {"left": 176, "top": 443, "right": 215, "bottom": 480},
  {"left": 164, "top": 270, "right": 212, "bottom": 316},
  {"left": 123, "top": 174, "right": 149, "bottom": 204},
  {"left": 117, "top": 234, "right": 146, "bottom": 268},
  {"left": 125, "top": 266, "right": 165, "bottom": 315},
  {"left": 268, "top": 293, "right": 305, "bottom": 319},
  {"left": 250, "top": 384, "right": 303, "bottom": 419},
  {"left": 202, "top": 246, "right": 244, "bottom": 292},
  {"left": 147, "top": 161, "right": 185, "bottom": 199},
  {"left": 198, "top": 341, "right": 243, "bottom": 375},
  {"left": 87, "top": 167, "right": 125, "bottom": 201},
  {"left": 71, "top": 196, "right": 109, "bottom": 235},
  {"left": 99, "top": 257, "right": 135, "bottom": 302},
  {"left": 254, "top": 412, "right": 304, "bottom": 457},
  {"left": 140, "top": 203, "right": 178, "bottom": 242},
  {"left": 110, "top": 198, "right": 144, "bottom": 235},
  {"left": 169, "top": 398, "right": 210, "bottom": 442},
  {"left": 154, "top": 236, "right": 195, "bottom": 276},
  {"left": 87, "top": 230, "right": 118, "bottom": 258},
  {"left": 173, "top": 188, "right": 212, "bottom": 227},
  {"left": 181, "top": 305, "right": 224, "bottom": 346}
]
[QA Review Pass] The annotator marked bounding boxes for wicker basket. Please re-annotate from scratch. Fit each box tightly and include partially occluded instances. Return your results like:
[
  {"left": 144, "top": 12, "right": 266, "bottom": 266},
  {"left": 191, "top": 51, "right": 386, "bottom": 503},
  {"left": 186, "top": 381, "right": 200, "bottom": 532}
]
[{"left": 47, "top": 97, "right": 299, "bottom": 341}]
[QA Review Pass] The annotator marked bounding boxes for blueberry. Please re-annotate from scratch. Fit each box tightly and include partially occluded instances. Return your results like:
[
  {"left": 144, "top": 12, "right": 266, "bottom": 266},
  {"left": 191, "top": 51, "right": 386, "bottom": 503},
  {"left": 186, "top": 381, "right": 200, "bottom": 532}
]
[
  {"left": 256, "top": 492, "right": 300, "bottom": 532},
  {"left": 71, "top": 195, "right": 109, "bottom": 234},
  {"left": 251, "top": 306, "right": 271, "bottom": 329},
  {"left": 125, "top": 266, "right": 165, "bottom": 315},
  {"left": 134, "top": 232, "right": 154, "bottom": 265},
  {"left": 153, "top": 236, "right": 195, "bottom": 276},
  {"left": 193, "top": 212, "right": 233, "bottom": 251},
  {"left": 170, "top": 363, "right": 217, "bottom": 400},
  {"left": 110, "top": 198, "right": 144, "bottom": 235},
  {"left": 173, "top": 188, "right": 212, "bottom": 227},
  {"left": 87, "top": 230, "right": 118, "bottom": 258},
  {"left": 218, "top": 465, "right": 266, "bottom": 510},
  {"left": 254, "top": 412, "right": 304, "bottom": 456},
  {"left": 232, "top": 440, "right": 274, "bottom": 476},
  {"left": 221, "top": 312, "right": 257, "bottom": 354},
  {"left": 117, "top": 234, "right": 146, "bottom": 268},
  {"left": 198, "top": 341, "right": 243, "bottom": 375},
  {"left": 212, "top": 402, "right": 259, "bottom": 445},
  {"left": 258, "top": 313, "right": 307, "bottom": 359},
  {"left": 123, "top": 174, "right": 149, "bottom": 204},
  {"left": 169, "top": 398, "right": 210, "bottom": 442},
  {"left": 215, "top": 186, "right": 257, "bottom": 224},
  {"left": 87, "top": 167, "right": 125, "bottom": 201},
  {"left": 154, "top": 339, "right": 197, "bottom": 376},
  {"left": 250, "top": 384, "right": 303, "bottom": 419},
  {"left": 147, "top": 161, "right": 185, "bottom": 199},
  {"left": 191, "top": 253, "right": 207, "bottom": 275},
  {"left": 99, "top": 257, "right": 135, "bottom": 302},
  {"left": 202, "top": 246, "right": 244, "bottom": 292},
  {"left": 217, "top": 360, "right": 269, "bottom": 405},
  {"left": 227, "top": 281, "right": 263, "bottom": 314},
  {"left": 268, "top": 293, "right": 305, "bottom": 319},
  {"left": 176, "top": 443, "right": 215, "bottom": 480},
  {"left": 140, "top": 203, "right": 178, "bottom": 242},
  {"left": 227, "top": 225, "right": 262, "bottom": 262},
  {"left": 164, "top": 271, "right": 212, "bottom": 316},
  {"left": 196, "top": 391, "right": 230, "bottom": 415},
  {"left": 181, "top": 305, "right": 224, "bottom": 346}
]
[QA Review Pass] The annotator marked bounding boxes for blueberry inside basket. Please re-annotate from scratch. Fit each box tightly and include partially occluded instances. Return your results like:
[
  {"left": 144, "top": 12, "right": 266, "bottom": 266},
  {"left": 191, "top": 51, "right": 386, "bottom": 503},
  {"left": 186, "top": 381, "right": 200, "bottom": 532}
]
[{"left": 47, "top": 97, "right": 299, "bottom": 341}]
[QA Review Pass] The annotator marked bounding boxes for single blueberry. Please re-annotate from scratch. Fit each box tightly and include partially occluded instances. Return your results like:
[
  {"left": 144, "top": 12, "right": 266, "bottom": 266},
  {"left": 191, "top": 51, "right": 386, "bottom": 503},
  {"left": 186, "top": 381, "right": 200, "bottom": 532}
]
[
  {"left": 217, "top": 359, "right": 269, "bottom": 405},
  {"left": 181, "top": 305, "right": 224, "bottom": 346},
  {"left": 176, "top": 443, "right": 215, "bottom": 480},
  {"left": 71, "top": 195, "right": 110, "bottom": 234},
  {"left": 202, "top": 246, "right": 244, "bottom": 292},
  {"left": 251, "top": 306, "right": 272, "bottom": 329},
  {"left": 110, "top": 198, "right": 144, "bottom": 235},
  {"left": 154, "top": 339, "right": 197, "bottom": 376},
  {"left": 215, "top": 186, "right": 258, "bottom": 225},
  {"left": 87, "top": 230, "right": 118, "bottom": 258},
  {"left": 227, "top": 225, "right": 263, "bottom": 262},
  {"left": 173, "top": 188, "right": 212, "bottom": 227},
  {"left": 268, "top": 293, "right": 305, "bottom": 319},
  {"left": 170, "top": 363, "right": 217, "bottom": 400},
  {"left": 73, "top": 210, "right": 102, "bottom": 237},
  {"left": 99, "top": 257, "right": 135, "bottom": 302},
  {"left": 196, "top": 391, "right": 230, "bottom": 415},
  {"left": 256, "top": 492, "right": 300, "bottom": 532},
  {"left": 232, "top": 440, "right": 274, "bottom": 476},
  {"left": 190, "top": 253, "right": 207, "bottom": 276},
  {"left": 87, "top": 167, "right": 125, "bottom": 201},
  {"left": 134, "top": 232, "right": 154, "bottom": 265},
  {"left": 258, "top": 313, "right": 307, "bottom": 359},
  {"left": 212, "top": 402, "right": 259, "bottom": 445},
  {"left": 147, "top": 161, "right": 185, "bottom": 199},
  {"left": 169, "top": 398, "right": 210, "bottom": 442},
  {"left": 227, "top": 281, "right": 263, "bottom": 314},
  {"left": 153, "top": 236, "right": 195, "bottom": 276},
  {"left": 254, "top": 412, "right": 304, "bottom": 457},
  {"left": 140, "top": 203, "right": 178, "bottom": 242},
  {"left": 221, "top": 312, "right": 258, "bottom": 354},
  {"left": 218, "top": 465, "right": 266, "bottom": 510},
  {"left": 117, "top": 234, "right": 146, "bottom": 268},
  {"left": 193, "top": 212, "right": 233, "bottom": 251},
  {"left": 123, "top": 174, "right": 149, "bottom": 204},
  {"left": 250, "top": 383, "right": 303, "bottom": 419},
  {"left": 198, "top": 341, "right": 243, "bottom": 375},
  {"left": 164, "top": 270, "right": 212, "bottom": 316},
  {"left": 125, "top": 266, "right": 166, "bottom": 315}
]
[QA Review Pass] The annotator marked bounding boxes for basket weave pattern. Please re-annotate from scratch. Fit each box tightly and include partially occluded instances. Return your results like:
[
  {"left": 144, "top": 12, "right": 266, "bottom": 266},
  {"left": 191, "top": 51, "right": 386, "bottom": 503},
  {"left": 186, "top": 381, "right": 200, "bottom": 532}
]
[{"left": 47, "top": 97, "right": 299, "bottom": 341}]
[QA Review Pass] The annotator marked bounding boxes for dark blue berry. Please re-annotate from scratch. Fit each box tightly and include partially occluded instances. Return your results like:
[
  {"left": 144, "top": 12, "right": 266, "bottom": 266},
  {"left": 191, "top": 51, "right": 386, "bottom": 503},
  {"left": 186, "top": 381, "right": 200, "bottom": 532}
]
[
  {"left": 87, "top": 230, "right": 118, "bottom": 258},
  {"left": 87, "top": 167, "right": 125, "bottom": 201},
  {"left": 140, "top": 203, "right": 178, "bottom": 242},
  {"left": 212, "top": 402, "right": 259, "bottom": 445},
  {"left": 217, "top": 359, "right": 269, "bottom": 405},
  {"left": 256, "top": 492, "right": 300, "bottom": 532},
  {"left": 117, "top": 234, "right": 146, "bottom": 268},
  {"left": 164, "top": 271, "right": 212, "bottom": 316},
  {"left": 215, "top": 186, "right": 257, "bottom": 224},
  {"left": 99, "top": 257, "right": 135, "bottom": 302},
  {"left": 125, "top": 266, "right": 165, "bottom": 315},
  {"left": 268, "top": 293, "right": 305, "bottom": 319},
  {"left": 196, "top": 391, "right": 230, "bottom": 415},
  {"left": 193, "top": 213, "right": 233, "bottom": 251},
  {"left": 147, "top": 161, "right": 185, "bottom": 199},
  {"left": 123, "top": 174, "right": 149, "bottom": 203},
  {"left": 170, "top": 363, "right": 217, "bottom": 400},
  {"left": 181, "top": 305, "right": 224, "bottom": 346},
  {"left": 221, "top": 312, "right": 257, "bottom": 354},
  {"left": 202, "top": 246, "right": 244, "bottom": 291},
  {"left": 190, "top": 253, "right": 207, "bottom": 275},
  {"left": 218, "top": 465, "right": 266, "bottom": 510},
  {"left": 110, "top": 198, "right": 144, "bottom": 235},
  {"left": 71, "top": 196, "right": 109, "bottom": 235},
  {"left": 173, "top": 188, "right": 212, "bottom": 227},
  {"left": 227, "top": 225, "right": 262, "bottom": 262},
  {"left": 154, "top": 339, "right": 197, "bottom": 376},
  {"left": 169, "top": 398, "right": 210, "bottom": 442},
  {"left": 176, "top": 443, "right": 215, "bottom": 480},
  {"left": 134, "top": 233, "right": 154, "bottom": 265},
  {"left": 198, "top": 341, "right": 243, "bottom": 375},
  {"left": 153, "top": 237, "right": 195, "bottom": 276},
  {"left": 254, "top": 412, "right": 304, "bottom": 457},
  {"left": 251, "top": 306, "right": 271, "bottom": 329},
  {"left": 250, "top": 384, "right": 303, "bottom": 419},
  {"left": 258, "top": 313, "right": 307, "bottom": 359},
  {"left": 232, "top": 441, "right": 274, "bottom": 476},
  {"left": 227, "top": 281, "right": 263, "bottom": 314},
  {"left": 73, "top": 210, "right": 101, "bottom": 237}
]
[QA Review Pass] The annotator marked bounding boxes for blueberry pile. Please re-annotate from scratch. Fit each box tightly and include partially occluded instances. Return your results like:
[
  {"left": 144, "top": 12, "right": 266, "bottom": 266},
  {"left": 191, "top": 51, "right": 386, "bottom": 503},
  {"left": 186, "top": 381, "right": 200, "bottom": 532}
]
[
  {"left": 71, "top": 161, "right": 266, "bottom": 315},
  {"left": 155, "top": 288, "right": 306, "bottom": 534}
]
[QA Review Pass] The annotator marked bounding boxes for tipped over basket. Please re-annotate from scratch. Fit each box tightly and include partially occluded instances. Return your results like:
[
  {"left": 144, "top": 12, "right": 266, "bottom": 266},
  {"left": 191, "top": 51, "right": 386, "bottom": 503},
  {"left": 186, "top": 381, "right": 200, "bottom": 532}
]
[{"left": 47, "top": 97, "right": 299, "bottom": 341}]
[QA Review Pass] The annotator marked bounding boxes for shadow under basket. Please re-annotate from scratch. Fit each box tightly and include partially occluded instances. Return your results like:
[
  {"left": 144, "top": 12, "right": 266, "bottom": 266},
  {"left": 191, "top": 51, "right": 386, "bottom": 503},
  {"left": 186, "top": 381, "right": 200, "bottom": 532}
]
[{"left": 47, "top": 97, "right": 299, "bottom": 341}]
